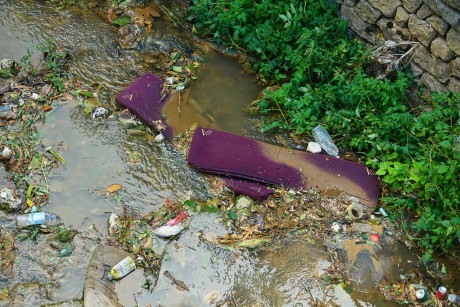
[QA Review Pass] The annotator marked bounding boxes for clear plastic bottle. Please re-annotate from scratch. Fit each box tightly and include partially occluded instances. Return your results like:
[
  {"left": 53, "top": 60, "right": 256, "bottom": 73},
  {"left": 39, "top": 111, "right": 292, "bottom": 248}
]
[
  {"left": 16, "top": 212, "right": 61, "bottom": 228},
  {"left": 312, "top": 125, "right": 339, "bottom": 157}
]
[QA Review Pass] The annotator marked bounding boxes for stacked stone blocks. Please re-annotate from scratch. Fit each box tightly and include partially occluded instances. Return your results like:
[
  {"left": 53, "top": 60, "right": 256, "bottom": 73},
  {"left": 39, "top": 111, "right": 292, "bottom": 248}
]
[{"left": 337, "top": 0, "right": 460, "bottom": 93}]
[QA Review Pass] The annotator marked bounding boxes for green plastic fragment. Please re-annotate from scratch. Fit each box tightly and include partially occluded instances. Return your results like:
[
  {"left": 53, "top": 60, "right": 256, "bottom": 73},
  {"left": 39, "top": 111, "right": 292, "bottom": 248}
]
[{"left": 59, "top": 244, "right": 73, "bottom": 257}]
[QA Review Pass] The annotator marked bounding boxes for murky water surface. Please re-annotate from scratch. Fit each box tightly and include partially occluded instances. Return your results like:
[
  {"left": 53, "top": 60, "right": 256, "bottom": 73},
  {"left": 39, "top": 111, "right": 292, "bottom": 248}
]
[{"left": 0, "top": 0, "right": 444, "bottom": 306}]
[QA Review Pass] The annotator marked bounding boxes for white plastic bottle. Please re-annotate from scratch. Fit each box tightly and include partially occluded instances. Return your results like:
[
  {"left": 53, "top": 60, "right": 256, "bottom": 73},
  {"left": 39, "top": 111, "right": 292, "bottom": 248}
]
[
  {"left": 108, "top": 256, "right": 136, "bottom": 280},
  {"left": 312, "top": 125, "right": 339, "bottom": 157},
  {"left": 16, "top": 212, "right": 61, "bottom": 228}
]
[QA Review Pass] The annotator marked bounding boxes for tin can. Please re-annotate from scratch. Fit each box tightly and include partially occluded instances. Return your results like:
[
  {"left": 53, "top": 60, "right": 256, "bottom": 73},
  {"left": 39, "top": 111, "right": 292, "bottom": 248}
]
[
  {"left": 436, "top": 286, "right": 447, "bottom": 299},
  {"left": 416, "top": 289, "right": 430, "bottom": 301},
  {"left": 448, "top": 294, "right": 458, "bottom": 304},
  {"left": 108, "top": 256, "right": 135, "bottom": 280}
]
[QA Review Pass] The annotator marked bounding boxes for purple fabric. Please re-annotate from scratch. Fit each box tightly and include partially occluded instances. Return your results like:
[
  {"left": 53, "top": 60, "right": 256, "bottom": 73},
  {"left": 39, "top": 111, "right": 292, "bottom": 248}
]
[
  {"left": 222, "top": 178, "right": 273, "bottom": 201},
  {"left": 188, "top": 127, "right": 380, "bottom": 205},
  {"left": 115, "top": 73, "right": 273, "bottom": 200},
  {"left": 115, "top": 72, "right": 174, "bottom": 141}
]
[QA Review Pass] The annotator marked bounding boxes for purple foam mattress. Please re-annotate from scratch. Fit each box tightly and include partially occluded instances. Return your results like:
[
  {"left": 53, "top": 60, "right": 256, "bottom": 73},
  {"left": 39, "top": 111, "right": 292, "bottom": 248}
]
[
  {"left": 222, "top": 178, "right": 273, "bottom": 201},
  {"left": 188, "top": 127, "right": 380, "bottom": 205},
  {"left": 115, "top": 72, "right": 174, "bottom": 141},
  {"left": 115, "top": 73, "right": 273, "bottom": 200}
]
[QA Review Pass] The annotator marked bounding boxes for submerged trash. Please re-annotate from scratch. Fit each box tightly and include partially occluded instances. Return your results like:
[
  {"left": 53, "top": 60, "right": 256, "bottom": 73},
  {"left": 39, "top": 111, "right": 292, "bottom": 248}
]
[
  {"left": 347, "top": 203, "right": 364, "bottom": 219},
  {"left": 92, "top": 106, "right": 108, "bottom": 120},
  {"left": 108, "top": 256, "right": 136, "bottom": 280},
  {"left": 45, "top": 146, "right": 67, "bottom": 164},
  {"left": 154, "top": 132, "right": 165, "bottom": 142},
  {"left": 312, "top": 125, "right": 339, "bottom": 157},
  {"left": 153, "top": 224, "right": 184, "bottom": 238},
  {"left": 331, "top": 222, "right": 341, "bottom": 233},
  {"left": 16, "top": 211, "right": 61, "bottom": 228},
  {"left": 59, "top": 243, "right": 74, "bottom": 257},
  {"left": 0, "top": 188, "right": 23, "bottom": 211}
]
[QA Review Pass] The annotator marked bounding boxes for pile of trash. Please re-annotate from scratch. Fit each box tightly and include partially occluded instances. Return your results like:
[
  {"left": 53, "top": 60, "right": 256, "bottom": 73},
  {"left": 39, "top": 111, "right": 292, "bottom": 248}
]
[
  {"left": 106, "top": 199, "right": 195, "bottom": 286},
  {"left": 380, "top": 274, "right": 460, "bottom": 306},
  {"left": 0, "top": 57, "right": 76, "bottom": 214}
]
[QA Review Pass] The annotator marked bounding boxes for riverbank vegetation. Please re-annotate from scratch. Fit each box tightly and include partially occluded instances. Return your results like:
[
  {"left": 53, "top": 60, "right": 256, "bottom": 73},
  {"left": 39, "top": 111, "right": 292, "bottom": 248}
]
[{"left": 187, "top": 0, "right": 460, "bottom": 257}]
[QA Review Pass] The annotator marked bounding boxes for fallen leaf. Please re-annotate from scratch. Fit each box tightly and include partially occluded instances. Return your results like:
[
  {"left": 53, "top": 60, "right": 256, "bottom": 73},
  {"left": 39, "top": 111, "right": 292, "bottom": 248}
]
[
  {"left": 106, "top": 184, "right": 123, "bottom": 193},
  {"left": 113, "top": 16, "right": 132, "bottom": 27},
  {"left": 108, "top": 8, "right": 116, "bottom": 23}
]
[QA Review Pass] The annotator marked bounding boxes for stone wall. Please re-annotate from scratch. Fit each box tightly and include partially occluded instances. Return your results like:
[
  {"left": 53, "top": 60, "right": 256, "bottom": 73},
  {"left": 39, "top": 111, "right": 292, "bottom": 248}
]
[{"left": 336, "top": 0, "right": 460, "bottom": 93}]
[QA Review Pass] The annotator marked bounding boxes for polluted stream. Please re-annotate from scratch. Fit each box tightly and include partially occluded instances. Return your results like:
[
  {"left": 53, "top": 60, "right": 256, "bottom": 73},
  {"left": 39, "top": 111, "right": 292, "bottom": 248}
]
[{"left": 0, "top": 0, "right": 449, "bottom": 306}]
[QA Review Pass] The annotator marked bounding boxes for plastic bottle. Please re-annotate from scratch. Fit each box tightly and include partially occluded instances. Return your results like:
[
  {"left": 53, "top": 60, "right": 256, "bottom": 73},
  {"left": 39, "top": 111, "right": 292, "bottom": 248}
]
[
  {"left": 108, "top": 256, "right": 136, "bottom": 280},
  {"left": 312, "top": 125, "right": 339, "bottom": 157},
  {"left": 16, "top": 211, "right": 61, "bottom": 228}
]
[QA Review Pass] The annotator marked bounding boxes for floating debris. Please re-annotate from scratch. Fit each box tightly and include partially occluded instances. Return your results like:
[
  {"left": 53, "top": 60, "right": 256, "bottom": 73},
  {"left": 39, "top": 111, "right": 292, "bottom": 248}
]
[
  {"left": 106, "top": 184, "right": 123, "bottom": 194},
  {"left": 108, "top": 256, "right": 136, "bottom": 280},
  {"left": 92, "top": 106, "right": 108, "bottom": 120},
  {"left": 45, "top": 146, "right": 67, "bottom": 164},
  {"left": 153, "top": 224, "right": 184, "bottom": 238}
]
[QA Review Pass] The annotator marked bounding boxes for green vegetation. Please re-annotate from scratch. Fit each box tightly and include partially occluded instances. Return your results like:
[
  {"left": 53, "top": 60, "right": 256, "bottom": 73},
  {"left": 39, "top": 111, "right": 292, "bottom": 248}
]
[
  {"left": 187, "top": 0, "right": 460, "bottom": 254},
  {"left": 35, "top": 39, "right": 69, "bottom": 92},
  {"left": 19, "top": 39, "right": 69, "bottom": 93},
  {"left": 2, "top": 39, "right": 71, "bottom": 210}
]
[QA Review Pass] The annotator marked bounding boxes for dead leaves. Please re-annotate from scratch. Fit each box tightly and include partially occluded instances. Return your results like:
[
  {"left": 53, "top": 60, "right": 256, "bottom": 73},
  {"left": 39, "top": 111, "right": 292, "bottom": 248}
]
[
  {"left": 0, "top": 228, "right": 16, "bottom": 276},
  {"left": 133, "top": 6, "right": 161, "bottom": 31},
  {"left": 106, "top": 183, "right": 123, "bottom": 194}
]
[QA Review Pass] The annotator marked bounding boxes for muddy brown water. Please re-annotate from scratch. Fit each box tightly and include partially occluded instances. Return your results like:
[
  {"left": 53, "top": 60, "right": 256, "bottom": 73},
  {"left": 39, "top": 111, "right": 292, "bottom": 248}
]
[{"left": 0, "top": 0, "right": 453, "bottom": 306}]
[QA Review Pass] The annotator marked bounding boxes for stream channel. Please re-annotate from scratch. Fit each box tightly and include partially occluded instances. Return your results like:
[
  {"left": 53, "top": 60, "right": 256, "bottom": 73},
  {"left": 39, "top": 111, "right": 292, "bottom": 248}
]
[{"left": 0, "top": 0, "right": 456, "bottom": 306}]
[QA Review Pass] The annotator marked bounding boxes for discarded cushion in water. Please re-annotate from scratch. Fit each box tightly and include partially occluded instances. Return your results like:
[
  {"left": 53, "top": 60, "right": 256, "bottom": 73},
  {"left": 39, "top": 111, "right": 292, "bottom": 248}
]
[
  {"left": 188, "top": 127, "right": 380, "bottom": 206},
  {"left": 222, "top": 178, "right": 273, "bottom": 201},
  {"left": 115, "top": 73, "right": 273, "bottom": 200},
  {"left": 115, "top": 72, "right": 174, "bottom": 141}
]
